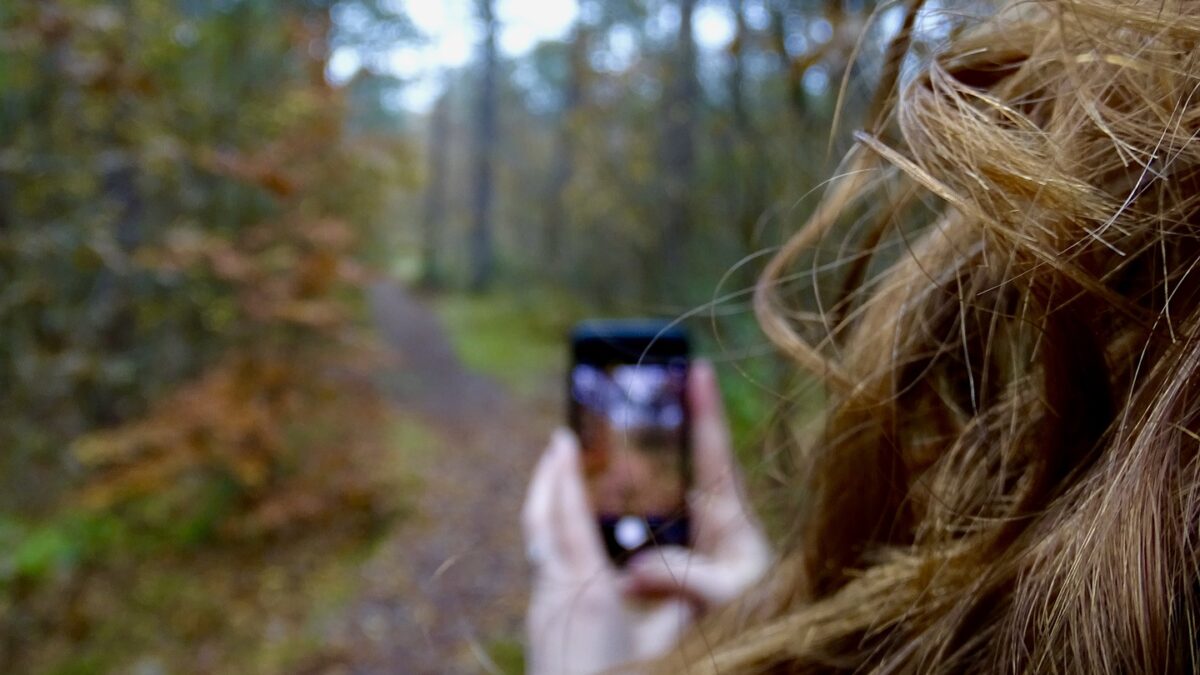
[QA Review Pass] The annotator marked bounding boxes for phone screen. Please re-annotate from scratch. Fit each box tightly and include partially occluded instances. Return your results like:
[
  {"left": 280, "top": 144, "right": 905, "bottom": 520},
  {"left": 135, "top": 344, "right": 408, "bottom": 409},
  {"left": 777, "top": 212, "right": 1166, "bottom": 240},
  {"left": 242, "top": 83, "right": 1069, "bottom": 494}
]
[{"left": 569, "top": 323, "right": 690, "bottom": 565}]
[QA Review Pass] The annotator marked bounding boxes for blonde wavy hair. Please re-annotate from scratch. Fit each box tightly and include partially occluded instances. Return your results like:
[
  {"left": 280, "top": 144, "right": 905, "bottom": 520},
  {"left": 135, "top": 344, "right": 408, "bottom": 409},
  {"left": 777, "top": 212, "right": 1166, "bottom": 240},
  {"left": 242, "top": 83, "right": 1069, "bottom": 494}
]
[{"left": 674, "top": 0, "right": 1200, "bottom": 671}]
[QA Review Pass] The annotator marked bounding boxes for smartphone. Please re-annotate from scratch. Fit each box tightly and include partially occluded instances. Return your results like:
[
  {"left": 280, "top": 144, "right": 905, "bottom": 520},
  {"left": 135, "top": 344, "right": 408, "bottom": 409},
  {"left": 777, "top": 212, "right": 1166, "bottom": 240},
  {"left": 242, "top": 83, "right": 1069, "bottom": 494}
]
[{"left": 568, "top": 320, "right": 690, "bottom": 566}]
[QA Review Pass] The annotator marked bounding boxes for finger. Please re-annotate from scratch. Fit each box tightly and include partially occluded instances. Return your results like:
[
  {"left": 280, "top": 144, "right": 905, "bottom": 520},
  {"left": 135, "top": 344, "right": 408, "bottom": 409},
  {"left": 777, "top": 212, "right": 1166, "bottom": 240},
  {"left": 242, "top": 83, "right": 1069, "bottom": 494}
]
[
  {"left": 550, "top": 429, "right": 609, "bottom": 573},
  {"left": 630, "top": 597, "right": 694, "bottom": 662},
  {"left": 688, "top": 360, "right": 737, "bottom": 498},
  {"left": 522, "top": 432, "right": 565, "bottom": 549},
  {"left": 624, "top": 546, "right": 762, "bottom": 608}
]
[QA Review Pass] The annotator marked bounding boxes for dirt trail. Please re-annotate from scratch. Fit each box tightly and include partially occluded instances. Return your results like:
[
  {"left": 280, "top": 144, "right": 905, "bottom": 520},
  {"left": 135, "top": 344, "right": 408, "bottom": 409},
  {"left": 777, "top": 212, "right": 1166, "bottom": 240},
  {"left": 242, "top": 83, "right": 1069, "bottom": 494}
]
[{"left": 306, "top": 282, "right": 555, "bottom": 674}]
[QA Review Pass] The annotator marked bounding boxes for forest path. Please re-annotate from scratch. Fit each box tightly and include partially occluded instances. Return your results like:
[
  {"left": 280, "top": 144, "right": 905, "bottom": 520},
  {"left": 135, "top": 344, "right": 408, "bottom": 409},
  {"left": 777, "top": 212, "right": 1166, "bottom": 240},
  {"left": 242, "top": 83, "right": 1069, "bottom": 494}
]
[{"left": 309, "top": 282, "right": 556, "bottom": 674}]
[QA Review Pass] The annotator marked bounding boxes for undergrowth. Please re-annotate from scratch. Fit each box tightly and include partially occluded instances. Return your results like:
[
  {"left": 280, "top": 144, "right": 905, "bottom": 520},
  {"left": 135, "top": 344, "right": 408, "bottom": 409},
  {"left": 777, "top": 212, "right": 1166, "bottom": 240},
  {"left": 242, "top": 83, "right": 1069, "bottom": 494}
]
[
  {"left": 0, "top": 410, "right": 437, "bottom": 675},
  {"left": 433, "top": 287, "right": 587, "bottom": 397}
]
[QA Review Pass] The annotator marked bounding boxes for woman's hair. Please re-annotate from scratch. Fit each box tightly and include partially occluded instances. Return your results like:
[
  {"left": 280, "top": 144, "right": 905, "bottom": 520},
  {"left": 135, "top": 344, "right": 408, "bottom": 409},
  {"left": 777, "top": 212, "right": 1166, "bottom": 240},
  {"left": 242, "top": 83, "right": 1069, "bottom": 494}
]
[{"left": 680, "top": 0, "right": 1200, "bottom": 671}]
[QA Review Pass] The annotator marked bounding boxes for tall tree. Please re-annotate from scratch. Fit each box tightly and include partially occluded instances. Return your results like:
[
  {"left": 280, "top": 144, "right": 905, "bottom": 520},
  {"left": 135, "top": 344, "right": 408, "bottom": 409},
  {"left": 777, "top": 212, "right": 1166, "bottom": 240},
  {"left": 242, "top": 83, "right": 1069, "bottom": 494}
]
[
  {"left": 469, "top": 0, "right": 499, "bottom": 291},
  {"left": 727, "top": 0, "right": 765, "bottom": 257},
  {"left": 769, "top": 2, "right": 806, "bottom": 119},
  {"left": 420, "top": 92, "right": 451, "bottom": 288},
  {"left": 727, "top": 0, "right": 752, "bottom": 135},
  {"left": 543, "top": 12, "right": 591, "bottom": 270},
  {"left": 660, "top": 0, "right": 699, "bottom": 288}
]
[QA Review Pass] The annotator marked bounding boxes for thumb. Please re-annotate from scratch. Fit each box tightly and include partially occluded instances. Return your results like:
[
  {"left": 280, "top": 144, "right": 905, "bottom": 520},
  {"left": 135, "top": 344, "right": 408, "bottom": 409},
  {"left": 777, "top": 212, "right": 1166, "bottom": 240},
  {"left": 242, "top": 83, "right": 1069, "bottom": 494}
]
[
  {"left": 623, "top": 546, "right": 762, "bottom": 608},
  {"left": 550, "top": 429, "right": 610, "bottom": 574},
  {"left": 688, "top": 360, "right": 737, "bottom": 498}
]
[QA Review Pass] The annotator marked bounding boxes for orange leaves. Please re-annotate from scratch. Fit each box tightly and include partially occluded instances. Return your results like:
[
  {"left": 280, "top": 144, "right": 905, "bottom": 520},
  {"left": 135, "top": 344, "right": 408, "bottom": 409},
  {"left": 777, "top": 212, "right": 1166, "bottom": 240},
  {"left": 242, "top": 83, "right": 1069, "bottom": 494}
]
[
  {"left": 230, "top": 398, "right": 398, "bottom": 539},
  {"left": 134, "top": 213, "right": 365, "bottom": 332},
  {"left": 198, "top": 147, "right": 297, "bottom": 198},
  {"left": 2, "top": 0, "right": 402, "bottom": 551},
  {"left": 71, "top": 342, "right": 396, "bottom": 539},
  {"left": 270, "top": 299, "right": 345, "bottom": 328},
  {"left": 73, "top": 355, "right": 295, "bottom": 510},
  {"left": 299, "top": 218, "right": 356, "bottom": 251},
  {"left": 295, "top": 249, "right": 341, "bottom": 296},
  {"left": 235, "top": 223, "right": 359, "bottom": 328}
]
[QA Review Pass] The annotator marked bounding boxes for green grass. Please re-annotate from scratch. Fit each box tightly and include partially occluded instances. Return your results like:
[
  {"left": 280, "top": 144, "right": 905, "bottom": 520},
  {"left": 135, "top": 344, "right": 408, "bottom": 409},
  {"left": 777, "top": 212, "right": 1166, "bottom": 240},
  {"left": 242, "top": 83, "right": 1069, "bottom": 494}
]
[
  {"left": 485, "top": 636, "right": 525, "bottom": 675},
  {"left": 388, "top": 411, "right": 447, "bottom": 475},
  {"left": 434, "top": 288, "right": 586, "bottom": 396}
]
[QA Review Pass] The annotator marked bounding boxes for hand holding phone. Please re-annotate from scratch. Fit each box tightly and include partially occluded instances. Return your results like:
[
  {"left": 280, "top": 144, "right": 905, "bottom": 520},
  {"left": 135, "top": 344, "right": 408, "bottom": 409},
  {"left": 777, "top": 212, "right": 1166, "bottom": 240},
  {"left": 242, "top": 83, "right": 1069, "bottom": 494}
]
[{"left": 522, "top": 350, "right": 772, "bottom": 674}]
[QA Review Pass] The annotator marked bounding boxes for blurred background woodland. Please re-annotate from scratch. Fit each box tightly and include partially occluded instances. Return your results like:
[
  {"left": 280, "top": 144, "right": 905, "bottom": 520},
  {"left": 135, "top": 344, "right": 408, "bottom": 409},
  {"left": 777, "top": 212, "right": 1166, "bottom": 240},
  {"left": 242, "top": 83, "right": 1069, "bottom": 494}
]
[{"left": 0, "top": 0, "right": 924, "bottom": 672}]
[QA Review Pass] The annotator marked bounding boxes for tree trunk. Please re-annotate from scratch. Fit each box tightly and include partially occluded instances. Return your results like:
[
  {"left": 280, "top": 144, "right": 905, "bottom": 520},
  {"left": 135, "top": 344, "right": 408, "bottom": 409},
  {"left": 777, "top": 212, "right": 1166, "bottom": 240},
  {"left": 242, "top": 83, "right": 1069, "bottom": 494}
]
[
  {"left": 769, "top": 5, "right": 807, "bottom": 120},
  {"left": 419, "top": 93, "right": 451, "bottom": 288},
  {"left": 468, "top": 0, "right": 498, "bottom": 292},
  {"left": 728, "top": 0, "right": 765, "bottom": 260},
  {"left": 543, "top": 20, "right": 589, "bottom": 273},
  {"left": 660, "top": 0, "right": 698, "bottom": 292},
  {"left": 729, "top": 0, "right": 750, "bottom": 134}
]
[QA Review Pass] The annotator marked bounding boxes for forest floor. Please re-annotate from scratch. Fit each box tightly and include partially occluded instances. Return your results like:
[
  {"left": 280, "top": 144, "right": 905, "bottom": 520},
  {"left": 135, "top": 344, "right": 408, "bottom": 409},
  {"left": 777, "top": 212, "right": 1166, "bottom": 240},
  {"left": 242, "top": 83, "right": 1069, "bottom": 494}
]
[{"left": 295, "top": 281, "right": 560, "bottom": 674}]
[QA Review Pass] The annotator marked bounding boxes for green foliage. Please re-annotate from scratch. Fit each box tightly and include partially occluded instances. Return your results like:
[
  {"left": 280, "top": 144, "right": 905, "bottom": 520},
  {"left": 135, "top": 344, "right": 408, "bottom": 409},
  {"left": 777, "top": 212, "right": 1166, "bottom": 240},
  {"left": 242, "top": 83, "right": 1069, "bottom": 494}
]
[
  {"left": 0, "top": 512, "right": 126, "bottom": 588},
  {"left": 0, "top": 1, "right": 413, "bottom": 671},
  {"left": 716, "top": 357, "right": 779, "bottom": 451},
  {"left": 486, "top": 636, "right": 526, "bottom": 675},
  {"left": 7, "top": 522, "right": 77, "bottom": 584},
  {"left": 0, "top": 0, "right": 403, "bottom": 509},
  {"left": 414, "top": 0, "right": 897, "bottom": 317},
  {"left": 434, "top": 287, "right": 589, "bottom": 394}
]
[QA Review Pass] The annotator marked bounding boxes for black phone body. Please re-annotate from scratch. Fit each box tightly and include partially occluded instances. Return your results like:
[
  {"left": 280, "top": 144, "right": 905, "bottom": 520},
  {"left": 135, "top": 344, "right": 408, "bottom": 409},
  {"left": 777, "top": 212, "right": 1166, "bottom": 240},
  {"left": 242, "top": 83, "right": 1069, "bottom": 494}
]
[{"left": 568, "top": 320, "right": 691, "bottom": 566}]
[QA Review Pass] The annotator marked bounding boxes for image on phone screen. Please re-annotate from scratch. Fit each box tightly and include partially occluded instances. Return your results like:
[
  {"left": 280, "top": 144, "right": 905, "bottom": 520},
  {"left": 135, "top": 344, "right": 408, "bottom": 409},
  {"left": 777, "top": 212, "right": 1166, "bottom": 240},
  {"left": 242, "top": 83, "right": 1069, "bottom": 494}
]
[{"left": 569, "top": 344, "right": 689, "bottom": 564}]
